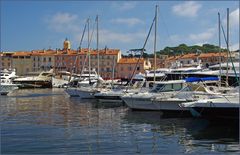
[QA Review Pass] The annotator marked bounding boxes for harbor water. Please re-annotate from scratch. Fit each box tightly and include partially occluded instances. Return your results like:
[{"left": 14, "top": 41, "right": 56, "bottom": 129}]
[{"left": 1, "top": 89, "right": 239, "bottom": 154}]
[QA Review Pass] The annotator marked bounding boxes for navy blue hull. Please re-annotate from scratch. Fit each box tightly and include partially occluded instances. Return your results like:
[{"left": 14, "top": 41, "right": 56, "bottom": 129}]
[{"left": 192, "top": 107, "right": 240, "bottom": 121}]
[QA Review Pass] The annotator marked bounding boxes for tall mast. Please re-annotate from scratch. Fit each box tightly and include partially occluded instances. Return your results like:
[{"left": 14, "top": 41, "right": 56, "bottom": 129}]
[
  {"left": 153, "top": 5, "right": 158, "bottom": 83},
  {"left": 218, "top": 12, "right": 222, "bottom": 87},
  {"left": 97, "top": 15, "right": 100, "bottom": 79},
  {"left": 226, "top": 8, "right": 229, "bottom": 86},
  {"left": 88, "top": 18, "right": 91, "bottom": 82}
]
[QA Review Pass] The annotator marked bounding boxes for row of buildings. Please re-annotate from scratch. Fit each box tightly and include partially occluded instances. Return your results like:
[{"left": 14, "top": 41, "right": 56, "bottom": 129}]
[{"left": 1, "top": 39, "right": 231, "bottom": 79}]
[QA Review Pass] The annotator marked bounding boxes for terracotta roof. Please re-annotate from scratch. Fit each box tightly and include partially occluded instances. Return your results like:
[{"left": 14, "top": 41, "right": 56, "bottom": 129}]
[
  {"left": 165, "top": 55, "right": 181, "bottom": 61},
  {"left": 12, "top": 52, "right": 31, "bottom": 56},
  {"left": 78, "top": 49, "right": 120, "bottom": 55},
  {"left": 118, "top": 58, "right": 144, "bottom": 64},
  {"left": 179, "top": 53, "right": 197, "bottom": 59},
  {"left": 198, "top": 52, "right": 227, "bottom": 58}
]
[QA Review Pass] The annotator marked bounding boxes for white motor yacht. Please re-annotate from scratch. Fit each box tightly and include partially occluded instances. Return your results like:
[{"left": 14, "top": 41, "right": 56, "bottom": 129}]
[
  {"left": 13, "top": 69, "right": 53, "bottom": 88},
  {"left": 94, "top": 80, "right": 147, "bottom": 104},
  {"left": 122, "top": 77, "right": 226, "bottom": 114},
  {"left": 64, "top": 79, "right": 105, "bottom": 98},
  {"left": 0, "top": 69, "right": 19, "bottom": 95},
  {"left": 122, "top": 80, "right": 188, "bottom": 111},
  {"left": 181, "top": 88, "right": 239, "bottom": 120}
]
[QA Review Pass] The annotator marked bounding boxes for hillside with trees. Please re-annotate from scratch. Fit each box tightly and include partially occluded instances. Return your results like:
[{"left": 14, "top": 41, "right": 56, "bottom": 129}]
[{"left": 123, "top": 44, "right": 227, "bottom": 58}]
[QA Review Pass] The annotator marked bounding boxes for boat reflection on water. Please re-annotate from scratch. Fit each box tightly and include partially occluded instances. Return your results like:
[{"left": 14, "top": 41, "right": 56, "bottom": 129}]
[{"left": 123, "top": 110, "right": 239, "bottom": 153}]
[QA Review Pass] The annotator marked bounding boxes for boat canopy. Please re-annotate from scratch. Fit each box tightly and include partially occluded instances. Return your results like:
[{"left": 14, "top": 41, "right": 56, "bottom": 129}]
[{"left": 185, "top": 77, "right": 219, "bottom": 82}]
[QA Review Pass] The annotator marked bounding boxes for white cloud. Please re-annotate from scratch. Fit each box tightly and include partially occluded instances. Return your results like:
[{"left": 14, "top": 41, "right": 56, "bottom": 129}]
[
  {"left": 111, "top": 18, "right": 144, "bottom": 26},
  {"left": 230, "top": 8, "right": 239, "bottom": 28},
  {"left": 189, "top": 32, "right": 213, "bottom": 41},
  {"left": 230, "top": 42, "right": 239, "bottom": 51},
  {"left": 45, "top": 12, "right": 81, "bottom": 33},
  {"left": 111, "top": 1, "right": 137, "bottom": 11},
  {"left": 172, "top": 1, "right": 202, "bottom": 17},
  {"left": 73, "top": 28, "right": 147, "bottom": 50},
  {"left": 169, "top": 34, "right": 181, "bottom": 43},
  {"left": 222, "top": 8, "right": 239, "bottom": 30},
  {"left": 189, "top": 28, "right": 215, "bottom": 42},
  {"left": 99, "top": 29, "right": 145, "bottom": 44},
  {"left": 166, "top": 27, "right": 216, "bottom": 47}
]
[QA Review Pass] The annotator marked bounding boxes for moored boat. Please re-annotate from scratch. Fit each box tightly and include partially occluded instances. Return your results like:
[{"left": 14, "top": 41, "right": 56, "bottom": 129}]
[{"left": 13, "top": 69, "right": 53, "bottom": 88}]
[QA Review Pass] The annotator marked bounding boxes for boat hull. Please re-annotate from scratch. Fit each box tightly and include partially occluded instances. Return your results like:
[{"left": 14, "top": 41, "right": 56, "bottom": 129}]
[
  {"left": 13, "top": 81, "right": 52, "bottom": 88},
  {"left": 65, "top": 88, "right": 97, "bottom": 99},
  {"left": 191, "top": 107, "right": 239, "bottom": 120},
  {"left": 123, "top": 96, "right": 191, "bottom": 117},
  {"left": 125, "top": 98, "right": 188, "bottom": 111},
  {"left": 94, "top": 95, "right": 123, "bottom": 103}
]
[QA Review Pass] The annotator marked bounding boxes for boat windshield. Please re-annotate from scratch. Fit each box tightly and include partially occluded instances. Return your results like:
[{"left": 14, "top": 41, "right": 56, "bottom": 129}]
[
  {"left": 41, "top": 73, "right": 52, "bottom": 76},
  {"left": 82, "top": 71, "right": 96, "bottom": 74},
  {"left": 150, "top": 83, "right": 183, "bottom": 93},
  {"left": 149, "top": 71, "right": 163, "bottom": 74}
]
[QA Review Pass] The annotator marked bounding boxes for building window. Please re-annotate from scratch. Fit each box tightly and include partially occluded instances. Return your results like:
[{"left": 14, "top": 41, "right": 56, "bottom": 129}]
[
  {"left": 137, "top": 66, "right": 140, "bottom": 71},
  {"left": 33, "top": 57, "right": 35, "bottom": 61},
  {"left": 43, "top": 58, "right": 46, "bottom": 62},
  {"left": 128, "top": 66, "right": 132, "bottom": 71},
  {"left": 49, "top": 57, "right": 51, "bottom": 62}
]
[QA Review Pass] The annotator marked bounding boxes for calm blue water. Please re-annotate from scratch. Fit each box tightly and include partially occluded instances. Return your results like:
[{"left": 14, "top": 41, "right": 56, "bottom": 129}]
[{"left": 1, "top": 89, "right": 239, "bottom": 154}]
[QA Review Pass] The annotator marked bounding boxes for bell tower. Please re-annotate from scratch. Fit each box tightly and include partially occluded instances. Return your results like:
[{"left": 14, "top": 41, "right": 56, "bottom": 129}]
[{"left": 63, "top": 38, "right": 71, "bottom": 50}]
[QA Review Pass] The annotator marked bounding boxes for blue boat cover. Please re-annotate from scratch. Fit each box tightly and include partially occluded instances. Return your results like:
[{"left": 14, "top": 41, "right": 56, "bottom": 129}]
[{"left": 185, "top": 77, "right": 219, "bottom": 82}]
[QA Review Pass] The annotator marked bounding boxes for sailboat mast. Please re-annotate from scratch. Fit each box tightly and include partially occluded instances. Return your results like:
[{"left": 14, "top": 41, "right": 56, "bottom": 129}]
[
  {"left": 97, "top": 15, "right": 100, "bottom": 79},
  {"left": 153, "top": 5, "right": 158, "bottom": 82},
  {"left": 226, "top": 8, "right": 229, "bottom": 86},
  {"left": 218, "top": 12, "right": 222, "bottom": 87},
  {"left": 88, "top": 18, "right": 91, "bottom": 83}
]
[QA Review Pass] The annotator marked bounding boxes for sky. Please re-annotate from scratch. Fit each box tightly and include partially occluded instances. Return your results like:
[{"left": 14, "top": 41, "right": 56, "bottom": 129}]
[{"left": 1, "top": 0, "right": 239, "bottom": 54}]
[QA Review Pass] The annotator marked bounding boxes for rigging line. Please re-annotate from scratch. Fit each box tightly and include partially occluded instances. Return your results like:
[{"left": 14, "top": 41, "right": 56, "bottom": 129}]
[
  {"left": 80, "top": 18, "right": 97, "bottom": 79},
  {"left": 80, "top": 18, "right": 90, "bottom": 79},
  {"left": 69, "top": 19, "right": 88, "bottom": 80},
  {"left": 126, "top": 15, "right": 156, "bottom": 91},
  {"left": 79, "top": 20, "right": 88, "bottom": 49}
]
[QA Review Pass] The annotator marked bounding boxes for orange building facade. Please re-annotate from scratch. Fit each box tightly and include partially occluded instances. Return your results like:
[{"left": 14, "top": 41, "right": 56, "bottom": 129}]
[{"left": 116, "top": 58, "right": 151, "bottom": 79}]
